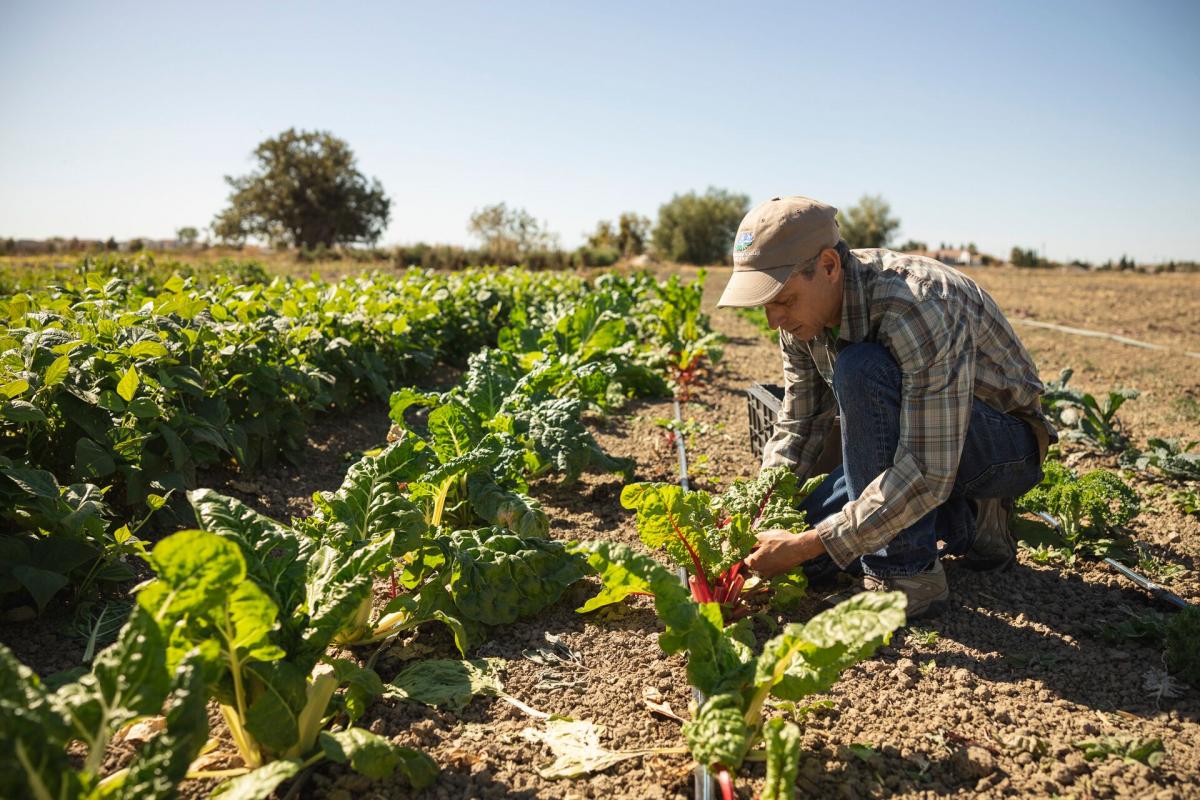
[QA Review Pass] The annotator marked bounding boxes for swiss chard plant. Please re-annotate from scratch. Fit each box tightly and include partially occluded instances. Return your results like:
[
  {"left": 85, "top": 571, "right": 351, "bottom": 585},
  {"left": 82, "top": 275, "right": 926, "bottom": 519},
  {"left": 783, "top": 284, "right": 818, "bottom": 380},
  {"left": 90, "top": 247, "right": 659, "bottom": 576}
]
[
  {"left": 644, "top": 270, "right": 725, "bottom": 402},
  {"left": 288, "top": 435, "right": 587, "bottom": 654},
  {"left": 365, "top": 526, "right": 592, "bottom": 654},
  {"left": 497, "top": 286, "right": 669, "bottom": 411},
  {"left": 620, "top": 467, "right": 824, "bottom": 614},
  {"left": 1016, "top": 459, "right": 1141, "bottom": 563},
  {"left": 575, "top": 540, "right": 905, "bottom": 799},
  {"left": 0, "top": 608, "right": 208, "bottom": 800},
  {"left": 141, "top": 498, "right": 438, "bottom": 795}
]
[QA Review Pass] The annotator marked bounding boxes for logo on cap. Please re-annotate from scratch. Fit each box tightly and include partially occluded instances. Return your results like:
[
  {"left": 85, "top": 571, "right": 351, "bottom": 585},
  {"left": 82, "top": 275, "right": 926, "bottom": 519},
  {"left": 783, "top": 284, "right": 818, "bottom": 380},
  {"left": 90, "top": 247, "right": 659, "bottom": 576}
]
[{"left": 734, "top": 231, "right": 754, "bottom": 252}]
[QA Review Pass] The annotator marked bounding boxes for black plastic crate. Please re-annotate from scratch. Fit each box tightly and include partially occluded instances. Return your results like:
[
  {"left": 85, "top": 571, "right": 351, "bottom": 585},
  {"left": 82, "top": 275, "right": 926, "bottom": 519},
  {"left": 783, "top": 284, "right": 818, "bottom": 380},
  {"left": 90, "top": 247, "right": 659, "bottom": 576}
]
[{"left": 746, "top": 383, "right": 784, "bottom": 461}]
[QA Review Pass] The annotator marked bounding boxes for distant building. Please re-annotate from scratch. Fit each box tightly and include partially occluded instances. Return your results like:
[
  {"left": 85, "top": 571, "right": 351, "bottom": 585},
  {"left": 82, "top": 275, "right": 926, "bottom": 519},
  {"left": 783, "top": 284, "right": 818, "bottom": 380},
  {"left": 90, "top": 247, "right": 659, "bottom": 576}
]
[{"left": 901, "top": 247, "right": 981, "bottom": 267}]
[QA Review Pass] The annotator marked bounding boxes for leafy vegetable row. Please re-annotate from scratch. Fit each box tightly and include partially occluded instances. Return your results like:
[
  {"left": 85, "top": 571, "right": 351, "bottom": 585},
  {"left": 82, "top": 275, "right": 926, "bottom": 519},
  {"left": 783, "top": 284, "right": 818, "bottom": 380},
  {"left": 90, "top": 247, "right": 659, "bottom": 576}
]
[
  {"left": 0, "top": 266, "right": 719, "bottom": 616},
  {"left": 0, "top": 265, "right": 726, "bottom": 798}
]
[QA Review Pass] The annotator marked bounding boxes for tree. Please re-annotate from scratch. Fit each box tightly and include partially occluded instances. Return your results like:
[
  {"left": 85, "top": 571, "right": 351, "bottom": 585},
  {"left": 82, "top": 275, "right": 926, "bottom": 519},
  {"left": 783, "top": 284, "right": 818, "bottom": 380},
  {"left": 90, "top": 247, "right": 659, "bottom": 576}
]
[
  {"left": 586, "top": 212, "right": 651, "bottom": 257},
  {"left": 467, "top": 203, "right": 559, "bottom": 262},
  {"left": 586, "top": 220, "right": 616, "bottom": 250},
  {"left": 652, "top": 187, "right": 750, "bottom": 265},
  {"left": 837, "top": 195, "right": 900, "bottom": 249},
  {"left": 176, "top": 226, "right": 199, "bottom": 247},
  {"left": 211, "top": 128, "right": 390, "bottom": 249},
  {"left": 617, "top": 212, "right": 651, "bottom": 256},
  {"left": 1010, "top": 246, "right": 1044, "bottom": 268},
  {"left": 897, "top": 239, "right": 928, "bottom": 252}
]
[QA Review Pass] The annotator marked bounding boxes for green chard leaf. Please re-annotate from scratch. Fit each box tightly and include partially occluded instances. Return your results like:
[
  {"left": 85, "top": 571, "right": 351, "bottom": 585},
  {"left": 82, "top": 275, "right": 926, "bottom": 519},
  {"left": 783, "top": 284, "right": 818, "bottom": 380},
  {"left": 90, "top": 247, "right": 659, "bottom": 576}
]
[
  {"left": 440, "top": 527, "right": 590, "bottom": 626},
  {"left": 387, "top": 657, "right": 506, "bottom": 711},
  {"left": 309, "top": 436, "right": 429, "bottom": 554},
  {"left": 761, "top": 718, "right": 802, "bottom": 800},
  {"left": 466, "top": 472, "right": 549, "bottom": 537}
]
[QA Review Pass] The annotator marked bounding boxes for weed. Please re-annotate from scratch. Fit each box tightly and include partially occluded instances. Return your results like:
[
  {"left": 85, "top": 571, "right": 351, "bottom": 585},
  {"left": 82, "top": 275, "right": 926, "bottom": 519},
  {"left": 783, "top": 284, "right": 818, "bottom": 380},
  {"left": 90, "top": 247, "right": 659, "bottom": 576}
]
[
  {"left": 1073, "top": 735, "right": 1165, "bottom": 767},
  {"left": 908, "top": 627, "right": 940, "bottom": 647}
]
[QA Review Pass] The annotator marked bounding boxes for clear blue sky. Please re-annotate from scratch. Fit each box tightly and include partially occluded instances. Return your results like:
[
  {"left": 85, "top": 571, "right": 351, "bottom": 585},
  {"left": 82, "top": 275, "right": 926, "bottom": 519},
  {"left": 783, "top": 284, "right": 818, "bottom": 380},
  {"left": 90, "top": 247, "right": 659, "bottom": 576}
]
[{"left": 2, "top": 0, "right": 1198, "bottom": 263}]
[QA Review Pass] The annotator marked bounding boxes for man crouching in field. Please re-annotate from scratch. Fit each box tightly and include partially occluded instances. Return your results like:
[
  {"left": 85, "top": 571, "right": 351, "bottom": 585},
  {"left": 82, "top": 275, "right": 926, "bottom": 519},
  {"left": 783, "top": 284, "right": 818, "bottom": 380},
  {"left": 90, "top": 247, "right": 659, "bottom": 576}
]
[{"left": 722, "top": 196, "right": 1056, "bottom": 619}]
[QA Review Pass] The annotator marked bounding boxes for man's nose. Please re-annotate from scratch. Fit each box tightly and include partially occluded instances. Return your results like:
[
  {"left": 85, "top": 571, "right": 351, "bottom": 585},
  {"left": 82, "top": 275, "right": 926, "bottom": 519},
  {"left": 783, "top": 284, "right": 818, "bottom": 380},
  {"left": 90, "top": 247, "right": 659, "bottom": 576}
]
[{"left": 764, "top": 306, "right": 781, "bottom": 330}]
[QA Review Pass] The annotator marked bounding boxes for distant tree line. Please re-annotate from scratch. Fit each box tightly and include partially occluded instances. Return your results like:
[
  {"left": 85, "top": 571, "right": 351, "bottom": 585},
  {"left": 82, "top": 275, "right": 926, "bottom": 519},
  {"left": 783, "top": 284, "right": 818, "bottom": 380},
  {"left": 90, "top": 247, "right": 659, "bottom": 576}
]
[{"left": 6, "top": 127, "right": 1192, "bottom": 272}]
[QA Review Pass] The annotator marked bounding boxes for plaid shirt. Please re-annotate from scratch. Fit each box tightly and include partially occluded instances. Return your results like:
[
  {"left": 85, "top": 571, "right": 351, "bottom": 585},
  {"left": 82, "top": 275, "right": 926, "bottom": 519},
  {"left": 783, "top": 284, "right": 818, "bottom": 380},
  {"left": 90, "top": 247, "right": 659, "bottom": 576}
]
[{"left": 761, "top": 248, "right": 1056, "bottom": 568}]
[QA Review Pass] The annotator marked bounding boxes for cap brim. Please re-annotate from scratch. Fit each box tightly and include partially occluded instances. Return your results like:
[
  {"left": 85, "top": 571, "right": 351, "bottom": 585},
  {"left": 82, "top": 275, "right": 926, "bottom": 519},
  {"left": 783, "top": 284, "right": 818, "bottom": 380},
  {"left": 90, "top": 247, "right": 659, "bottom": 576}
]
[{"left": 716, "top": 264, "right": 794, "bottom": 308}]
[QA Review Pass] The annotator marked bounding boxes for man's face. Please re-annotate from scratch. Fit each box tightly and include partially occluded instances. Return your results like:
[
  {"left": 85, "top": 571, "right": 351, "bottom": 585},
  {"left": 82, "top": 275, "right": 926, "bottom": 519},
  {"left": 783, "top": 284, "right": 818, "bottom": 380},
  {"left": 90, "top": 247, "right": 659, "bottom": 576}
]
[{"left": 761, "top": 249, "right": 844, "bottom": 342}]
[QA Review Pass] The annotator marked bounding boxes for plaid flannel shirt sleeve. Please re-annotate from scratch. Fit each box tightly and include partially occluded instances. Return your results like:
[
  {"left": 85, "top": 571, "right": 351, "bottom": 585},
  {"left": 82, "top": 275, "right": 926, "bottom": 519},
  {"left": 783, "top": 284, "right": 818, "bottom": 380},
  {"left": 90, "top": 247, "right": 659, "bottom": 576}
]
[
  {"left": 760, "top": 331, "right": 836, "bottom": 479},
  {"left": 814, "top": 299, "right": 976, "bottom": 568}
]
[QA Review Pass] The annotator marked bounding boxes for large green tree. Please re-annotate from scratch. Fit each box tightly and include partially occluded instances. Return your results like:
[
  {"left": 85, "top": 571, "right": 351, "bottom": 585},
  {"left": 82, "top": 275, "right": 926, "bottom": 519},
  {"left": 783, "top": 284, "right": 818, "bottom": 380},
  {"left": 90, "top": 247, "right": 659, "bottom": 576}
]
[
  {"left": 652, "top": 187, "right": 750, "bottom": 265},
  {"left": 212, "top": 129, "right": 390, "bottom": 249},
  {"left": 837, "top": 195, "right": 900, "bottom": 249}
]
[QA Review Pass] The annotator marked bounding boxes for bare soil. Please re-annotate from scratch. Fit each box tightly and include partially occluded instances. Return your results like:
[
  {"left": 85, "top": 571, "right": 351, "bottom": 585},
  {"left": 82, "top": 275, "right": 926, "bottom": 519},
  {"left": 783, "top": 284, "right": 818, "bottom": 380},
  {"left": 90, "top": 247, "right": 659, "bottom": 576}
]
[{"left": 6, "top": 264, "right": 1200, "bottom": 799}]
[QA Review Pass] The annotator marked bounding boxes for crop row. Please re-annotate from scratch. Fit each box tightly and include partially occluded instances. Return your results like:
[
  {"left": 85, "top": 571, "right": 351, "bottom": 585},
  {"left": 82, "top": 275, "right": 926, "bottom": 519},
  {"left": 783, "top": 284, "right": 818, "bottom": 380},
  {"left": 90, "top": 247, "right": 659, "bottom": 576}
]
[
  {"left": 0, "top": 265, "right": 601, "bottom": 612},
  {"left": 0, "top": 264, "right": 722, "bottom": 797}
]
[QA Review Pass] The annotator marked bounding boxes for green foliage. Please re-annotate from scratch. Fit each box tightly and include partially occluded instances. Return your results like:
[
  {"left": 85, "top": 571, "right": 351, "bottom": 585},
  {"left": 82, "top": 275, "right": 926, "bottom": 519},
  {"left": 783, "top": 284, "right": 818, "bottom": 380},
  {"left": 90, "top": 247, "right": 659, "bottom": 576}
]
[
  {"left": 1010, "top": 246, "right": 1047, "bottom": 268},
  {"left": 575, "top": 541, "right": 905, "bottom": 789},
  {"left": 0, "top": 456, "right": 155, "bottom": 612},
  {"left": 652, "top": 187, "right": 750, "bottom": 265},
  {"left": 1017, "top": 459, "right": 1139, "bottom": 561},
  {"left": 212, "top": 128, "right": 390, "bottom": 248},
  {"left": 620, "top": 467, "right": 822, "bottom": 605},
  {"left": 136, "top": 509, "right": 432, "bottom": 792},
  {"left": 1170, "top": 487, "right": 1200, "bottom": 517},
  {"left": 0, "top": 612, "right": 208, "bottom": 800},
  {"left": 1097, "top": 606, "right": 1200, "bottom": 685},
  {"left": 586, "top": 213, "right": 651, "bottom": 258},
  {"left": 1122, "top": 438, "right": 1200, "bottom": 481},
  {"left": 1041, "top": 368, "right": 1138, "bottom": 452},
  {"left": 836, "top": 195, "right": 899, "bottom": 249},
  {"left": 1074, "top": 735, "right": 1165, "bottom": 767},
  {"left": 1164, "top": 606, "right": 1200, "bottom": 685},
  {"left": 761, "top": 718, "right": 803, "bottom": 800},
  {"left": 467, "top": 202, "right": 559, "bottom": 262}
]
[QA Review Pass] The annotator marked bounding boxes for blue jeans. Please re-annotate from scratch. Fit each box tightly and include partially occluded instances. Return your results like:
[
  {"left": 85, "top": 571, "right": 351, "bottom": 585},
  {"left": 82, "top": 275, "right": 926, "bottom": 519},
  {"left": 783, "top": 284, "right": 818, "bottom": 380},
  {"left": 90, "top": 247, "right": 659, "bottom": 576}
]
[{"left": 800, "top": 343, "right": 1044, "bottom": 579}]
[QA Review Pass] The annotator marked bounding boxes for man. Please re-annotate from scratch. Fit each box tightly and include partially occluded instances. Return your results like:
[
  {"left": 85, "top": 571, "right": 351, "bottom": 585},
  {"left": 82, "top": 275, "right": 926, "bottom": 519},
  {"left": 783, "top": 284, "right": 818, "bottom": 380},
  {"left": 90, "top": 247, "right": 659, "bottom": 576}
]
[{"left": 720, "top": 196, "right": 1055, "bottom": 618}]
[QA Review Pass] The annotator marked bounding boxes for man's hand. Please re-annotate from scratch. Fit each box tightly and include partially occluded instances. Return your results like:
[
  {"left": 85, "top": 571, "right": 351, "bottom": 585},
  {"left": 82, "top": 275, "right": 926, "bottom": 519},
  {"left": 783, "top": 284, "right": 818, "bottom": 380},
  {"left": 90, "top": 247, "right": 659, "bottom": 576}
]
[{"left": 744, "top": 528, "right": 827, "bottom": 578}]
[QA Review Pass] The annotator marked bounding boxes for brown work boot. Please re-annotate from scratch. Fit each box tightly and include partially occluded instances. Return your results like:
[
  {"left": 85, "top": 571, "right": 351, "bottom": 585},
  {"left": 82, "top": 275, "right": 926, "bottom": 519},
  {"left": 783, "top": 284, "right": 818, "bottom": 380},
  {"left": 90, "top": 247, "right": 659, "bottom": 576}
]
[
  {"left": 862, "top": 560, "right": 949, "bottom": 620},
  {"left": 965, "top": 497, "right": 1017, "bottom": 572}
]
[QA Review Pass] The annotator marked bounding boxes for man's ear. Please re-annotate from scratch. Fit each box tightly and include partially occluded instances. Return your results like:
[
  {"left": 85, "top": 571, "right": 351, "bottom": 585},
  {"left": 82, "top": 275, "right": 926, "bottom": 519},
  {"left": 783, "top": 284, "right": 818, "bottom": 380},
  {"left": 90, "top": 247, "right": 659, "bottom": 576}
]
[{"left": 820, "top": 246, "right": 841, "bottom": 278}]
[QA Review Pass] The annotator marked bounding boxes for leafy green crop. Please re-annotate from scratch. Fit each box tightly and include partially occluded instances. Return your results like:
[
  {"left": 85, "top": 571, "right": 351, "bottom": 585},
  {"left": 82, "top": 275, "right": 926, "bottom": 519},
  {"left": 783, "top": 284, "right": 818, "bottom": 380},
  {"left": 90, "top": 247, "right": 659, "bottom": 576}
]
[
  {"left": 575, "top": 540, "right": 905, "bottom": 797},
  {"left": 0, "top": 609, "right": 207, "bottom": 800},
  {"left": 1122, "top": 438, "right": 1200, "bottom": 481},
  {"left": 1041, "top": 367, "right": 1138, "bottom": 453},
  {"left": 1017, "top": 459, "right": 1140, "bottom": 562},
  {"left": 0, "top": 455, "right": 158, "bottom": 613},
  {"left": 372, "top": 526, "right": 591, "bottom": 654},
  {"left": 620, "top": 467, "right": 823, "bottom": 611}
]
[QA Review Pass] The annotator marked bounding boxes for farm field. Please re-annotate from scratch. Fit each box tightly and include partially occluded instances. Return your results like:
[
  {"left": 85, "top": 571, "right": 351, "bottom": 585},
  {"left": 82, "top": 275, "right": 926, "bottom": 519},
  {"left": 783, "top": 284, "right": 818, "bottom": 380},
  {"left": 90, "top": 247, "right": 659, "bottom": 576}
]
[{"left": 2, "top": 259, "right": 1199, "bottom": 799}]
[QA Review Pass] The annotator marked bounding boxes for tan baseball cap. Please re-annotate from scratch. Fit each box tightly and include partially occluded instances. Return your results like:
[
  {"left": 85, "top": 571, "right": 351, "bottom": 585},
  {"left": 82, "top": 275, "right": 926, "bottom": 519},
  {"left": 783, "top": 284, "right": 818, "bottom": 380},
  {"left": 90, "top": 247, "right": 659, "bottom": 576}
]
[{"left": 717, "top": 196, "right": 839, "bottom": 307}]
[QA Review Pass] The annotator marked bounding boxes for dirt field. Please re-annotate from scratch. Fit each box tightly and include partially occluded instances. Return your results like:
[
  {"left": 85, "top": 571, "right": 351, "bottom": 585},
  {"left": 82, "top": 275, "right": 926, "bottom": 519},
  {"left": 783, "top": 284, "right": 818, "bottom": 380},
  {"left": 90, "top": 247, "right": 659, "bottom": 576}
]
[{"left": 4, "top": 263, "right": 1199, "bottom": 799}]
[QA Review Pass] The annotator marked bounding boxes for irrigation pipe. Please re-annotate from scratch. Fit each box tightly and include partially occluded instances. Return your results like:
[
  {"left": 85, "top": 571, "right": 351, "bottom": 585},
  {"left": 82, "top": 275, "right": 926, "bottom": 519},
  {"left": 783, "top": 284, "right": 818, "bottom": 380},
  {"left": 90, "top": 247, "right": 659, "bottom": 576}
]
[
  {"left": 1034, "top": 512, "right": 1193, "bottom": 610},
  {"left": 671, "top": 396, "right": 716, "bottom": 800},
  {"left": 1011, "top": 318, "right": 1200, "bottom": 361}
]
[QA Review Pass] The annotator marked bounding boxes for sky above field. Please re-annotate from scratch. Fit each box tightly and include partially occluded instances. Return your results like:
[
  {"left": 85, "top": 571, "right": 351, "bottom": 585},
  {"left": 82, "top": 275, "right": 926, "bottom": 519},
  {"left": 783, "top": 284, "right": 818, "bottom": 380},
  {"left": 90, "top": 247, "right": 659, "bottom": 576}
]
[{"left": 2, "top": 1, "right": 1198, "bottom": 263}]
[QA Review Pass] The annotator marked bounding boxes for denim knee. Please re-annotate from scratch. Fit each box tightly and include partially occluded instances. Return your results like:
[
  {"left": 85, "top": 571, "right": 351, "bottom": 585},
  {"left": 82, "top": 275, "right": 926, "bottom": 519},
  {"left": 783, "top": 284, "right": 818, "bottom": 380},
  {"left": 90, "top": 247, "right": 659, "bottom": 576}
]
[{"left": 832, "top": 343, "right": 900, "bottom": 396}]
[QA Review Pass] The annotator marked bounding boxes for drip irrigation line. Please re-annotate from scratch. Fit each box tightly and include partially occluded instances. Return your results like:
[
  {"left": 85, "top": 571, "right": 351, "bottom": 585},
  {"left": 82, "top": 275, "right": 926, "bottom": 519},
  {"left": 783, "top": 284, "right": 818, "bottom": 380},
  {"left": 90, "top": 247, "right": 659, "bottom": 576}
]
[
  {"left": 1034, "top": 512, "right": 1193, "bottom": 610},
  {"left": 1011, "top": 318, "right": 1200, "bottom": 360},
  {"left": 672, "top": 395, "right": 715, "bottom": 800}
]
